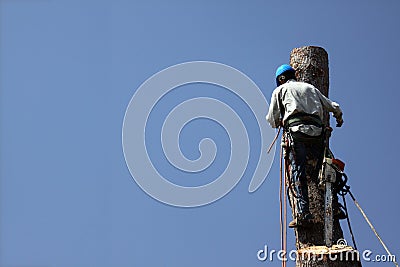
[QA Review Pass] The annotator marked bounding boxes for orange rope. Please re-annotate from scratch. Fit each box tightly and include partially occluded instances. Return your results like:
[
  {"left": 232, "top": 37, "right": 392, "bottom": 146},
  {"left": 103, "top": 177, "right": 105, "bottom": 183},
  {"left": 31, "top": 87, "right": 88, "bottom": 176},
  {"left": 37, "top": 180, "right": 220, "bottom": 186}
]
[
  {"left": 283, "top": 156, "right": 287, "bottom": 267},
  {"left": 268, "top": 126, "right": 282, "bottom": 154},
  {"left": 279, "top": 146, "right": 284, "bottom": 267},
  {"left": 279, "top": 145, "right": 287, "bottom": 267}
]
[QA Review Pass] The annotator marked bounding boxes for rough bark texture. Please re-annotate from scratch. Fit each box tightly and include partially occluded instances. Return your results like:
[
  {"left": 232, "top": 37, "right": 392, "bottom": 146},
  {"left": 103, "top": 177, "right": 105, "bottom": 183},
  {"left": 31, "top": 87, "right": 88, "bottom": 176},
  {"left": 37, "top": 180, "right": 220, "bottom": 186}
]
[
  {"left": 296, "top": 246, "right": 362, "bottom": 267},
  {"left": 290, "top": 46, "right": 330, "bottom": 126},
  {"left": 288, "top": 46, "right": 361, "bottom": 267}
]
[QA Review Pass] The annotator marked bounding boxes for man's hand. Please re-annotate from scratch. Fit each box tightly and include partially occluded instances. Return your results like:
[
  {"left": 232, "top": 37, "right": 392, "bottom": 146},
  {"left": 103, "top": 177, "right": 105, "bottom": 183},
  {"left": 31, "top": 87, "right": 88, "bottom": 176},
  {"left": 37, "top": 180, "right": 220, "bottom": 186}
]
[{"left": 336, "top": 117, "right": 344, "bottom": 127}]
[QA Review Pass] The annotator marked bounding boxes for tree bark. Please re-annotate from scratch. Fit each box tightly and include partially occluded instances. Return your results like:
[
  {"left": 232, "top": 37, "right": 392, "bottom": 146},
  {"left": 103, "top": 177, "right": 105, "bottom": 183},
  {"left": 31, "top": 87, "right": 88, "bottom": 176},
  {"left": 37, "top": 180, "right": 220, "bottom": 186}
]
[
  {"left": 296, "top": 245, "right": 362, "bottom": 267},
  {"left": 288, "top": 46, "right": 361, "bottom": 267}
]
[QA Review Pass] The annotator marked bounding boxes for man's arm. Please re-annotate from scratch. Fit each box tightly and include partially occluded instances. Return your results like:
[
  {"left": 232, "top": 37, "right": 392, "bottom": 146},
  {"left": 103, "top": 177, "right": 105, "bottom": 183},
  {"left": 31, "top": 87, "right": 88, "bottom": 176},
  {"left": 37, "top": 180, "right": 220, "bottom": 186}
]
[
  {"left": 266, "top": 88, "right": 282, "bottom": 128},
  {"left": 316, "top": 89, "right": 344, "bottom": 127}
]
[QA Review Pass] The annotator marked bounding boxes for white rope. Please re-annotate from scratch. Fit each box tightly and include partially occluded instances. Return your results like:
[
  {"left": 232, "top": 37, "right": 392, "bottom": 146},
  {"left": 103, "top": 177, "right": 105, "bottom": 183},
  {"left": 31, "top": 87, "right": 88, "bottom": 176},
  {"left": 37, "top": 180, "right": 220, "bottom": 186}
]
[{"left": 349, "top": 191, "right": 399, "bottom": 267}]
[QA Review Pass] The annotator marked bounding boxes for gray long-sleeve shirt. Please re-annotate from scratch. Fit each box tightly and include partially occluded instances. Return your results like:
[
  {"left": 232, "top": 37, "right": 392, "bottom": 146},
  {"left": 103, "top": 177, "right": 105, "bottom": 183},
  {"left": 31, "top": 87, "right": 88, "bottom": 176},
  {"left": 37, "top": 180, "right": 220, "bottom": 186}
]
[{"left": 266, "top": 80, "right": 343, "bottom": 136}]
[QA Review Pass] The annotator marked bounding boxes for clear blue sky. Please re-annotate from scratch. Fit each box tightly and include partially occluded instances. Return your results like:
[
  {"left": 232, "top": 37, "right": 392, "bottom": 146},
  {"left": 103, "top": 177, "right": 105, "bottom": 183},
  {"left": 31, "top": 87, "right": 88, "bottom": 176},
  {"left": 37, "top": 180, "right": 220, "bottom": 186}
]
[{"left": 1, "top": 0, "right": 399, "bottom": 266}]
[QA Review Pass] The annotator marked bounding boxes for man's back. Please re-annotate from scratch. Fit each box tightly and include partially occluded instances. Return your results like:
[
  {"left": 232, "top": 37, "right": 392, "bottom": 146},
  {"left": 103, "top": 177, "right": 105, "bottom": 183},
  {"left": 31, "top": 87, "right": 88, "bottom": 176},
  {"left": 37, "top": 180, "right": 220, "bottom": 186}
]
[
  {"left": 267, "top": 80, "right": 342, "bottom": 136},
  {"left": 280, "top": 80, "right": 326, "bottom": 121}
]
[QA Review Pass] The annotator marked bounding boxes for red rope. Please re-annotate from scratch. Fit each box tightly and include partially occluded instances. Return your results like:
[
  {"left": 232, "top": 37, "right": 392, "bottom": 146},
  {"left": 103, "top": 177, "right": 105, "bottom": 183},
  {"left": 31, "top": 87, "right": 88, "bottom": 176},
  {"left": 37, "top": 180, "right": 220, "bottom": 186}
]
[
  {"left": 279, "top": 146, "right": 284, "bottom": 267},
  {"left": 279, "top": 146, "right": 287, "bottom": 267}
]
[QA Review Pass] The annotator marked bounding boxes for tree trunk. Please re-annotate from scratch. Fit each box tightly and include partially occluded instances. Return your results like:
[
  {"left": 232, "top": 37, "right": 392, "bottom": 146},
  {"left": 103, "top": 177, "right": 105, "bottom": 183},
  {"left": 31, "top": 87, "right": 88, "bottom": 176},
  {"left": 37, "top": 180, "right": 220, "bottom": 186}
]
[
  {"left": 288, "top": 46, "right": 361, "bottom": 267},
  {"left": 296, "top": 246, "right": 362, "bottom": 267}
]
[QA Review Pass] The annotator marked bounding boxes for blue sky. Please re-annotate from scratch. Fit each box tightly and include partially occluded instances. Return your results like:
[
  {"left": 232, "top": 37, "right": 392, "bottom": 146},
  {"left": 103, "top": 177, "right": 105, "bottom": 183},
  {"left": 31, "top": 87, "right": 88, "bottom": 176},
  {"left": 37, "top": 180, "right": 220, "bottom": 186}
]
[{"left": 1, "top": 0, "right": 399, "bottom": 266}]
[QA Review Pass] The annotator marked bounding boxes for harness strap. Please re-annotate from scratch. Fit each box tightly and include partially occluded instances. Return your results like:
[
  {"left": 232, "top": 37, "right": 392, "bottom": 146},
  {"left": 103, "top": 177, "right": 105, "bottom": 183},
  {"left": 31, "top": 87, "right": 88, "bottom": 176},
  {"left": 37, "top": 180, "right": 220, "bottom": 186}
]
[{"left": 285, "top": 112, "right": 323, "bottom": 128}]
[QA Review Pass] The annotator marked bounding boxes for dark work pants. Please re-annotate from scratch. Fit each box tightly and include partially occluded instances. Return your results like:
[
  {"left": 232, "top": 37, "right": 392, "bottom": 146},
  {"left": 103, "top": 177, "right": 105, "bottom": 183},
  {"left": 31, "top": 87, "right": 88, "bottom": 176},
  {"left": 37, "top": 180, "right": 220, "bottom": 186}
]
[{"left": 288, "top": 134, "right": 324, "bottom": 216}]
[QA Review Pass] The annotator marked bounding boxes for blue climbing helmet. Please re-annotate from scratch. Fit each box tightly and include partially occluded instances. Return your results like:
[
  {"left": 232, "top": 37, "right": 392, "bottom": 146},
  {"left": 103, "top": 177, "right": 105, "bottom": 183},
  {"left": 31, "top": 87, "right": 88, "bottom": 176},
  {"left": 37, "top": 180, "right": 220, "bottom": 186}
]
[{"left": 275, "top": 64, "right": 295, "bottom": 86}]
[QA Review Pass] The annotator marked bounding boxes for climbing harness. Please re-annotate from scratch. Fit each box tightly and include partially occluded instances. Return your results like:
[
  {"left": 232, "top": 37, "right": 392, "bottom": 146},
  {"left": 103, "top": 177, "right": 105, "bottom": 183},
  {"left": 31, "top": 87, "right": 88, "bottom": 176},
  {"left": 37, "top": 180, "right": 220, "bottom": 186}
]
[{"left": 285, "top": 112, "right": 323, "bottom": 129}]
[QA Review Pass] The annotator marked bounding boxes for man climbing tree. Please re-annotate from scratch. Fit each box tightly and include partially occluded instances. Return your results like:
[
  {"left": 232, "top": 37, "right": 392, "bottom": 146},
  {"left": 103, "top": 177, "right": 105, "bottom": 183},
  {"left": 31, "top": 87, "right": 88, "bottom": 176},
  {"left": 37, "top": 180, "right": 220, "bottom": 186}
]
[{"left": 267, "top": 64, "right": 344, "bottom": 228}]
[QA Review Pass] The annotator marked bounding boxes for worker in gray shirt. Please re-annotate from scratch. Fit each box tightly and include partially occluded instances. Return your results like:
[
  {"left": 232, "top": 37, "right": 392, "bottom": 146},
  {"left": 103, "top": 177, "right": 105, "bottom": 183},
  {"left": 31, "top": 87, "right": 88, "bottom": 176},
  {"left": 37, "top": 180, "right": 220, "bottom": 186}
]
[{"left": 267, "top": 64, "right": 343, "bottom": 228}]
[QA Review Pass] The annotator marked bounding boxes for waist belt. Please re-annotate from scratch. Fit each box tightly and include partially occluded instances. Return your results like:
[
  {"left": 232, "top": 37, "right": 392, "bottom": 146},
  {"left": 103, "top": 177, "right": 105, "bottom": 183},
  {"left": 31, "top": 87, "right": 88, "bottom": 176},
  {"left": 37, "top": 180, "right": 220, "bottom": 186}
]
[{"left": 284, "top": 113, "right": 323, "bottom": 128}]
